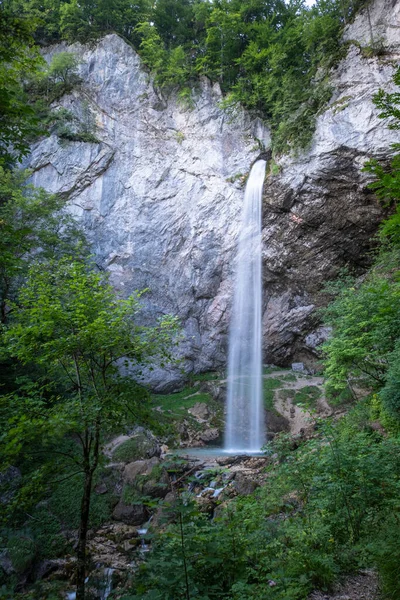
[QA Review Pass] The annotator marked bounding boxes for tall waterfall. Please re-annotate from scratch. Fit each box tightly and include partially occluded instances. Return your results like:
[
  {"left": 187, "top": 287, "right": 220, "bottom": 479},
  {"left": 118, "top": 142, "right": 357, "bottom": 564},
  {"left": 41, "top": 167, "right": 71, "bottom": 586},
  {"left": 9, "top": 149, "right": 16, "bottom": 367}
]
[{"left": 225, "top": 160, "right": 266, "bottom": 452}]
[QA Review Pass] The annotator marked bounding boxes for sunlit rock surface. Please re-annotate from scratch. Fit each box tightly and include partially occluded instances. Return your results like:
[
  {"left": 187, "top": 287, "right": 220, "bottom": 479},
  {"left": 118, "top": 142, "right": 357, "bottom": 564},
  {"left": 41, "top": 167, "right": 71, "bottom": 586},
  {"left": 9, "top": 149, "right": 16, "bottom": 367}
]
[
  {"left": 28, "top": 0, "right": 399, "bottom": 385},
  {"left": 29, "top": 34, "right": 269, "bottom": 389}
]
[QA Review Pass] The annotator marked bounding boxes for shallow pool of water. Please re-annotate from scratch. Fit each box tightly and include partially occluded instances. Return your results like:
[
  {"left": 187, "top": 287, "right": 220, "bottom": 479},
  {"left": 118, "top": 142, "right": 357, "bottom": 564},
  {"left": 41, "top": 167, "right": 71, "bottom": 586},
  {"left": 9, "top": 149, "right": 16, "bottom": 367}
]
[{"left": 168, "top": 447, "right": 266, "bottom": 460}]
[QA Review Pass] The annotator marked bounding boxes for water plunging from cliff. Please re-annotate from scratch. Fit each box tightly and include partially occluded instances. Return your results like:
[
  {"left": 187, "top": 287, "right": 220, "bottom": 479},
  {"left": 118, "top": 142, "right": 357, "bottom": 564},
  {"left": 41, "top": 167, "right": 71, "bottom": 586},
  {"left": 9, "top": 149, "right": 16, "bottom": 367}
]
[{"left": 225, "top": 160, "right": 266, "bottom": 453}]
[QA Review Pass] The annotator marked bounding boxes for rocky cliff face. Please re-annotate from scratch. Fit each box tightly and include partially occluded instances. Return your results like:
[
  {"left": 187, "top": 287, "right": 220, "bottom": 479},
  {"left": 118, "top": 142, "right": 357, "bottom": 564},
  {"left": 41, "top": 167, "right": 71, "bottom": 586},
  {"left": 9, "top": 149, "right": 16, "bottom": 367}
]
[
  {"left": 261, "top": 0, "right": 400, "bottom": 366},
  {"left": 28, "top": 0, "right": 399, "bottom": 388}
]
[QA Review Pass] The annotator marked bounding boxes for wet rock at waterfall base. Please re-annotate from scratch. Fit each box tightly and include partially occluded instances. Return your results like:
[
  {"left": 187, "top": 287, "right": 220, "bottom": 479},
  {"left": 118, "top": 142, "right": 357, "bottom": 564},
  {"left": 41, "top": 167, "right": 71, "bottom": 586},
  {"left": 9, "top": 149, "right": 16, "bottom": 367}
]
[
  {"left": 195, "top": 496, "right": 215, "bottom": 514},
  {"left": 199, "top": 428, "right": 220, "bottom": 444}
]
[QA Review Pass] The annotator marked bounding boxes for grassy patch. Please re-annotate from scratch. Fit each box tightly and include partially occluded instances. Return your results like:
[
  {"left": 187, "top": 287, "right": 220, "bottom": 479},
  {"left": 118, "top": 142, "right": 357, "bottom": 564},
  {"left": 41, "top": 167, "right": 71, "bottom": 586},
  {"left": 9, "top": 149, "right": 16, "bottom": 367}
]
[
  {"left": 278, "top": 389, "right": 295, "bottom": 401},
  {"left": 292, "top": 385, "right": 322, "bottom": 409},
  {"left": 190, "top": 372, "right": 222, "bottom": 382},
  {"left": 263, "top": 365, "right": 287, "bottom": 375},
  {"left": 277, "top": 385, "right": 322, "bottom": 410},
  {"left": 279, "top": 373, "right": 297, "bottom": 382},
  {"left": 263, "top": 378, "right": 283, "bottom": 411},
  {"left": 151, "top": 386, "right": 213, "bottom": 418}
]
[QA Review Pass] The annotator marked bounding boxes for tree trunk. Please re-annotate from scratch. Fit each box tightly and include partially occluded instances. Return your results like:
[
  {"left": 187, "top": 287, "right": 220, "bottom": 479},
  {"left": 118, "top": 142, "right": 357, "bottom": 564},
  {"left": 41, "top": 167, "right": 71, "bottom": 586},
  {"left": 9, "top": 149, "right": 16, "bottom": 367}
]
[
  {"left": 76, "top": 468, "right": 93, "bottom": 600},
  {"left": 75, "top": 420, "right": 101, "bottom": 600}
]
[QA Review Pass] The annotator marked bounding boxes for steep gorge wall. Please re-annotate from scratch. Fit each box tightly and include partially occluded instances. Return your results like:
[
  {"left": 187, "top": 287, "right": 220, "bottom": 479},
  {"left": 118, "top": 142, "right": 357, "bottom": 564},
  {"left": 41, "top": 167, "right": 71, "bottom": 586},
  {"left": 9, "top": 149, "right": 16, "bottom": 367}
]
[
  {"left": 27, "top": 0, "right": 400, "bottom": 388},
  {"left": 261, "top": 0, "right": 400, "bottom": 367}
]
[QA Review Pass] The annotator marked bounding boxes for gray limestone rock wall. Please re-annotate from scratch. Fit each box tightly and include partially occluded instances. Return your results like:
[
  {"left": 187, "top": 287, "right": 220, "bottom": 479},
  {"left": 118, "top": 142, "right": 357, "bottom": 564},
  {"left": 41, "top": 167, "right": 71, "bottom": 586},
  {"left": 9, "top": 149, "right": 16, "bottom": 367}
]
[
  {"left": 261, "top": 0, "right": 400, "bottom": 368},
  {"left": 28, "top": 34, "right": 270, "bottom": 389},
  {"left": 27, "top": 0, "right": 399, "bottom": 387}
]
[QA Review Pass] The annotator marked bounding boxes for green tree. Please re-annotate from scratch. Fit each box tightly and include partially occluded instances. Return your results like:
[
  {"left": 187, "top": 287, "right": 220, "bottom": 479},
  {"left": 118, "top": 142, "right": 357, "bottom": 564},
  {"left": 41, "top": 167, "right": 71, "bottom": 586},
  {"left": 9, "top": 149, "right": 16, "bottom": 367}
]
[
  {"left": 48, "top": 51, "right": 81, "bottom": 86},
  {"left": 3, "top": 258, "right": 178, "bottom": 600},
  {"left": 152, "top": 0, "right": 196, "bottom": 49},
  {"left": 0, "top": 6, "right": 45, "bottom": 165},
  {"left": 59, "top": 0, "right": 152, "bottom": 44},
  {"left": 321, "top": 268, "right": 400, "bottom": 399},
  {"left": 364, "top": 67, "right": 400, "bottom": 205},
  {"left": 0, "top": 167, "right": 85, "bottom": 325}
]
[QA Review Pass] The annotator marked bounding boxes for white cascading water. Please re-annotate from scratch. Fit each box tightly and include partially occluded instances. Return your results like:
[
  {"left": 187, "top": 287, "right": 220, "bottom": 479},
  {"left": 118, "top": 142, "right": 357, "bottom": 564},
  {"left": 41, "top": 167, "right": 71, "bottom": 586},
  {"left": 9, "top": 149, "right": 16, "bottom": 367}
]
[{"left": 225, "top": 160, "right": 267, "bottom": 453}]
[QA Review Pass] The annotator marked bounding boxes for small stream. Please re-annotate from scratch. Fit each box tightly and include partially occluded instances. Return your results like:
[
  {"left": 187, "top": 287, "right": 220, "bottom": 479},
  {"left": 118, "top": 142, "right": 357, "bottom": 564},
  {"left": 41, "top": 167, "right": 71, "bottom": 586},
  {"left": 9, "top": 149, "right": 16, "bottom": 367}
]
[{"left": 66, "top": 567, "right": 114, "bottom": 600}]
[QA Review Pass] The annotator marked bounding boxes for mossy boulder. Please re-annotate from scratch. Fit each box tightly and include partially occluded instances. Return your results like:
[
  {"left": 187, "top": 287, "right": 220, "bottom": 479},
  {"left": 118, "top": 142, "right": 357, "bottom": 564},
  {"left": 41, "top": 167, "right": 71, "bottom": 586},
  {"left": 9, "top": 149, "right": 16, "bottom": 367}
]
[
  {"left": 123, "top": 458, "right": 169, "bottom": 500},
  {"left": 112, "top": 429, "right": 160, "bottom": 463}
]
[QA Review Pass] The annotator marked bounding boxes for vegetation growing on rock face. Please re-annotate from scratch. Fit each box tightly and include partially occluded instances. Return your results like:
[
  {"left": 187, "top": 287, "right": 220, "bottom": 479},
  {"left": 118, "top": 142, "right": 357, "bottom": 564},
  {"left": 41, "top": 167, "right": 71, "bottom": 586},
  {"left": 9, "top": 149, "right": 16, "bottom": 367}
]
[
  {"left": 322, "top": 66, "right": 400, "bottom": 418},
  {"left": 3, "top": 0, "right": 372, "bottom": 153}
]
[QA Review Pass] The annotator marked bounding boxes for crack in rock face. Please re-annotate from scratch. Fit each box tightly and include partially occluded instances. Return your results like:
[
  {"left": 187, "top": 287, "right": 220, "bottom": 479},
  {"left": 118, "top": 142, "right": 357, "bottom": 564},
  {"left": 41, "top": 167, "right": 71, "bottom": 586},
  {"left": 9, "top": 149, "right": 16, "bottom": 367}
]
[{"left": 27, "top": 0, "right": 399, "bottom": 388}]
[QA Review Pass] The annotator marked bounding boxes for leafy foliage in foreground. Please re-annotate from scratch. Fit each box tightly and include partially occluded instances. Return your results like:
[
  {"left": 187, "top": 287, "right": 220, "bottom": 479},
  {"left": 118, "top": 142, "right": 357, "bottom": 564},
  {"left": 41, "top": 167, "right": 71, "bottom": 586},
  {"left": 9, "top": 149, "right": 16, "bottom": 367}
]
[
  {"left": 0, "top": 7, "right": 45, "bottom": 166},
  {"left": 121, "top": 404, "right": 400, "bottom": 600},
  {"left": 1, "top": 259, "right": 179, "bottom": 599},
  {"left": 0, "top": 167, "right": 86, "bottom": 326}
]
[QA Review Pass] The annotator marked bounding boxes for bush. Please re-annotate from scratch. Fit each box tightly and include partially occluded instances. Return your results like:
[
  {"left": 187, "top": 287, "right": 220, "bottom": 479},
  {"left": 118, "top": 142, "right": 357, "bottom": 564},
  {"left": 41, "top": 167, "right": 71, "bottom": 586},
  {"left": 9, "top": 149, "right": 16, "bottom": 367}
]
[
  {"left": 49, "top": 471, "right": 114, "bottom": 529},
  {"left": 7, "top": 533, "right": 36, "bottom": 574},
  {"left": 380, "top": 346, "right": 400, "bottom": 421},
  {"left": 370, "top": 518, "right": 400, "bottom": 600}
]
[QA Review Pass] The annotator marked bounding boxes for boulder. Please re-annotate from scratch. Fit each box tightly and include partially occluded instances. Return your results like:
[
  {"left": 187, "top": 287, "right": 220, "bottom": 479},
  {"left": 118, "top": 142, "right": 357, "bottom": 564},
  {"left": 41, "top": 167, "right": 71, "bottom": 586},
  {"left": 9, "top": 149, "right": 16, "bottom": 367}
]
[
  {"left": 151, "top": 492, "right": 177, "bottom": 528},
  {"left": 111, "top": 428, "right": 160, "bottom": 462},
  {"left": 188, "top": 402, "right": 210, "bottom": 420},
  {"left": 123, "top": 457, "right": 169, "bottom": 499},
  {"left": 123, "top": 457, "right": 161, "bottom": 484},
  {"left": 199, "top": 428, "right": 220, "bottom": 444},
  {"left": 112, "top": 501, "right": 147, "bottom": 526},
  {"left": 95, "top": 483, "right": 108, "bottom": 495},
  {"left": 194, "top": 496, "right": 215, "bottom": 515},
  {"left": 234, "top": 473, "right": 259, "bottom": 496},
  {"left": 265, "top": 410, "right": 290, "bottom": 434}
]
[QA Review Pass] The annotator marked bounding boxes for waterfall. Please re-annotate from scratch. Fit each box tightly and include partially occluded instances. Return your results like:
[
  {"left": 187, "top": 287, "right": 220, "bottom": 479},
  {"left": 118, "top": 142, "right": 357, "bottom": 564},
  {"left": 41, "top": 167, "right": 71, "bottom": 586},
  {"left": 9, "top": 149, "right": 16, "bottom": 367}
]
[{"left": 225, "top": 160, "right": 266, "bottom": 453}]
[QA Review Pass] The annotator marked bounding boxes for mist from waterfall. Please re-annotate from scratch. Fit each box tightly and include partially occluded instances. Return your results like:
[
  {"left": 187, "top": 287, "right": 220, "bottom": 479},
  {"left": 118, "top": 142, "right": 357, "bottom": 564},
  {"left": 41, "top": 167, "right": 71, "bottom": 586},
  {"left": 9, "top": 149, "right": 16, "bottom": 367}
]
[{"left": 225, "top": 160, "right": 266, "bottom": 453}]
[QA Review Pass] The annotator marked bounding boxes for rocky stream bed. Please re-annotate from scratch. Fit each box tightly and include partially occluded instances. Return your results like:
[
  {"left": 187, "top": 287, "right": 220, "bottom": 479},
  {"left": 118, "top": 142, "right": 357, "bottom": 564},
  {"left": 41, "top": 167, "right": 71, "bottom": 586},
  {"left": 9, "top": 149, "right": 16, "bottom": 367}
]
[{"left": 2, "top": 367, "right": 380, "bottom": 599}]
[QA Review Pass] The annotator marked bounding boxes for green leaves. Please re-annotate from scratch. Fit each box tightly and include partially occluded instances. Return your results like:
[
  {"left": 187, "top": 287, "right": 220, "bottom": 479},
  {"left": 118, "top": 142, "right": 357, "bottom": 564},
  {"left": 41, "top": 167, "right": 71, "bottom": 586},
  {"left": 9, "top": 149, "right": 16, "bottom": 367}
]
[
  {"left": 5, "top": 0, "right": 361, "bottom": 153},
  {"left": 0, "top": 6, "right": 45, "bottom": 165},
  {"left": 0, "top": 167, "right": 86, "bottom": 325},
  {"left": 3, "top": 257, "right": 179, "bottom": 450}
]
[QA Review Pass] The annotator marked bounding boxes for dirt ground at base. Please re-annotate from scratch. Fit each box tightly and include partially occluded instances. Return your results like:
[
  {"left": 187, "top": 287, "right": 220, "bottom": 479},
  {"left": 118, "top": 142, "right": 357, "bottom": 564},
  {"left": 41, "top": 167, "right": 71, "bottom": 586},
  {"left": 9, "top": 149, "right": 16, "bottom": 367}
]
[{"left": 308, "top": 570, "right": 380, "bottom": 600}]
